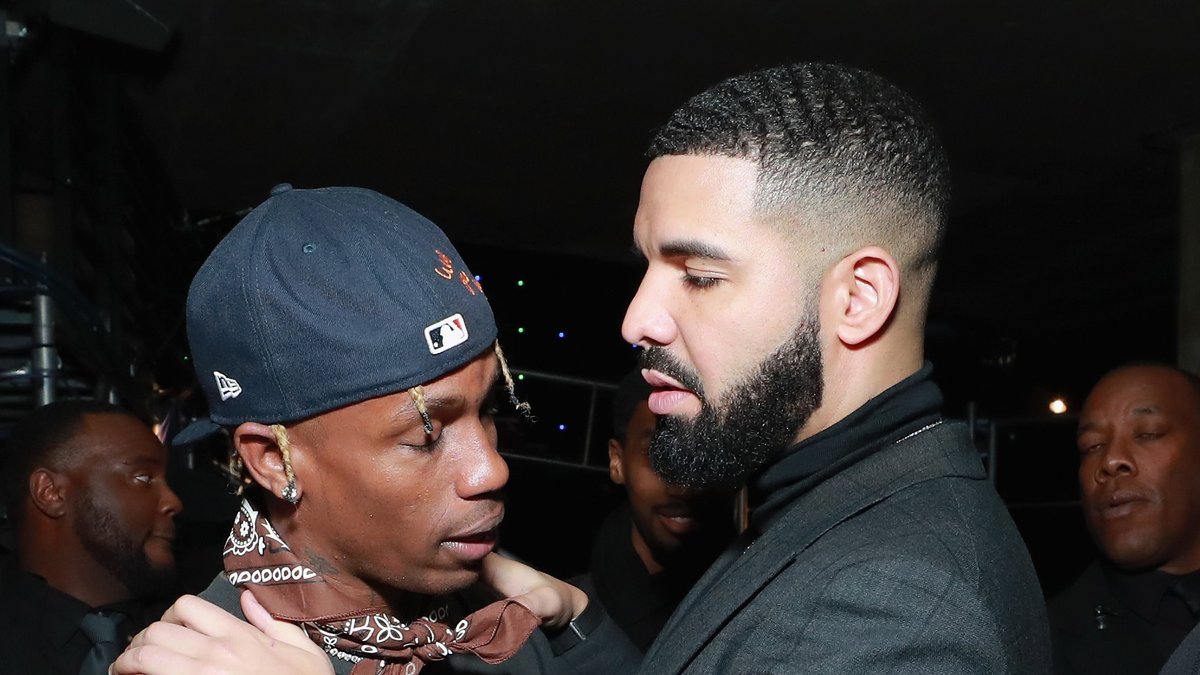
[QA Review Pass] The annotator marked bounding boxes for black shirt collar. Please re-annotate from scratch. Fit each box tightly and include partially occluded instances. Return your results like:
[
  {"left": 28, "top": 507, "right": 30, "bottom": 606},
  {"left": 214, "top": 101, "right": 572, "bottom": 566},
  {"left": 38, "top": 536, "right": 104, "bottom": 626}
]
[
  {"left": 1102, "top": 561, "right": 1200, "bottom": 627},
  {"left": 748, "top": 362, "right": 943, "bottom": 533}
]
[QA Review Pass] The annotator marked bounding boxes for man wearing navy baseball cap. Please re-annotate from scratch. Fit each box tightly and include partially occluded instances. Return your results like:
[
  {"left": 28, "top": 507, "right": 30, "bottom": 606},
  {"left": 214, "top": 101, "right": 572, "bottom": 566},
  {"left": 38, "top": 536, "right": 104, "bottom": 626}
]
[{"left": 113, "top": 184, "right": 637, "bottom": 674}]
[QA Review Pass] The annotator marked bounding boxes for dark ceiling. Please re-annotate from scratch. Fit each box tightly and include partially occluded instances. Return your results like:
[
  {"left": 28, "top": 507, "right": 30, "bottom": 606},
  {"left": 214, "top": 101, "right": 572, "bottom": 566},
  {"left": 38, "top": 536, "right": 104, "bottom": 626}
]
[
  {"left": 22, "top": 0, "right": 1200, "bottom": 408},
  {"left": 123, "top": 1, "right": 1200, "bottom": 247}
]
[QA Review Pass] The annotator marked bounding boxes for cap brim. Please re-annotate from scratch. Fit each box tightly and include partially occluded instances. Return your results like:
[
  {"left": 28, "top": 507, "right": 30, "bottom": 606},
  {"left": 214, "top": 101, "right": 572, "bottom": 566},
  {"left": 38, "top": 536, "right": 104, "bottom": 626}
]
[{"left": 171, "top": 418, "right": 223, "bottom": 446}]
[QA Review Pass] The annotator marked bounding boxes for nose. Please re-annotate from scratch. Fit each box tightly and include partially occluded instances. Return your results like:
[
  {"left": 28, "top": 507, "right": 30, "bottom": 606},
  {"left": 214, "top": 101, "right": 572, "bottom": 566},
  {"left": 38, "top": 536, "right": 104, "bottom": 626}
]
[
  {"left": 1096, "top": 439, "right": 1136, "bottom": 481},
  {"left": 160, "top": 482, "right": 183, "bottom": 517},
  {"left": 457, "top": 423, "right": 510, "bottom": 499},
  {"left": 622, "top": 271, "right": 676, "bottom": 347}
]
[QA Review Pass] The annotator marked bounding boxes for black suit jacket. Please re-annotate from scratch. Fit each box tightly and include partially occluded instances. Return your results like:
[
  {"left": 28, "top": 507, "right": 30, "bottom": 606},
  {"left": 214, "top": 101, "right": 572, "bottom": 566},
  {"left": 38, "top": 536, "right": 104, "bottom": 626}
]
[
  {"left": 637, "top": 421, "right": 1051, "bottom": 674},
  {"left": 1049, "top": 561, "right": 1196, "bottom": 675}
]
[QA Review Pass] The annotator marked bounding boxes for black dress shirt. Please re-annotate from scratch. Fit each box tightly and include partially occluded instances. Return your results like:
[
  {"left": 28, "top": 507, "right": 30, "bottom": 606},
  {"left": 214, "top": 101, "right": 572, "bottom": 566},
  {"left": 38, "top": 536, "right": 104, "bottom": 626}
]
[
  {"left": 1049, "top": 560, "right": 1200, "bottom": 675},
  {"left": 571, "top": 504, "right": 724, "bottom": 653},
  {"left": 0, "top": 560, "right": 160, "bottom": 675}
]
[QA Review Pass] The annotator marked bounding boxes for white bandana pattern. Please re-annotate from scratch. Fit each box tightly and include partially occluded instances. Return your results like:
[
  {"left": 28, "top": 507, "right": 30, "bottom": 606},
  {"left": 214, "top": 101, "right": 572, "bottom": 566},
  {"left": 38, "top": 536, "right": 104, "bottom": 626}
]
[{"left": 224, "top": 499, "right": 289, "bottom": 557}]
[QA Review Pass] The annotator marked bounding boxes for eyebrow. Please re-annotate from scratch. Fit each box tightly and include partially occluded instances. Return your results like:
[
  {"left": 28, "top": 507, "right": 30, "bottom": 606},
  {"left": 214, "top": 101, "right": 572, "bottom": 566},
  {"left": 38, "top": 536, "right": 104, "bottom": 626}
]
[
  {"left": 658, "top": 239, "right": 733, "bottom": 262},
  {"left": 120, "top": 454, "right": 165, "bottom": 467},
  {"left": 1076, "top": 405, "right": 1164, "bottom": 437}
]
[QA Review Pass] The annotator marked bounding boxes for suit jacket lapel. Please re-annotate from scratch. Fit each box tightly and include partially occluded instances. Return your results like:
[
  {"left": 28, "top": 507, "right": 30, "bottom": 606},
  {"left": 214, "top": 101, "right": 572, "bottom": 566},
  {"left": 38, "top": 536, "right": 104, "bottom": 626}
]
[{"left": 641, "top": 422, "right": 984, "bottom": 674}]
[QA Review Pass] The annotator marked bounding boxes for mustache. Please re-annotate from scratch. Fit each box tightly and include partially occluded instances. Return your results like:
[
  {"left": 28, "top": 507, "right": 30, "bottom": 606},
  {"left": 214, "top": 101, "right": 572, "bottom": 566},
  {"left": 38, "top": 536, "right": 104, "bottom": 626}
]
[{"left": 639, "top": 347, "right": 704, "bottom": 395}]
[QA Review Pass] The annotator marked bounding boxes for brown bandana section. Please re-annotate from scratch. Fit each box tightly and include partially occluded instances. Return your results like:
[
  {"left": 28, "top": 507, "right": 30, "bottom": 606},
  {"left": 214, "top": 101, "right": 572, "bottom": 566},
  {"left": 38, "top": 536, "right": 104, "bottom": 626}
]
[{"left": 223, "top": 499, "right": 540, "bottom": 674}]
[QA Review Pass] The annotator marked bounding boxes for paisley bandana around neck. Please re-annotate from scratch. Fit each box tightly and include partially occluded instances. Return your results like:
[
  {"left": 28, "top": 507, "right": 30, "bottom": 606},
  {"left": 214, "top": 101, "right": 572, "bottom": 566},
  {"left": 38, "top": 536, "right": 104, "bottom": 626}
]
[{"left": 222, "top": 499, "right": 540, "bottom": 674}]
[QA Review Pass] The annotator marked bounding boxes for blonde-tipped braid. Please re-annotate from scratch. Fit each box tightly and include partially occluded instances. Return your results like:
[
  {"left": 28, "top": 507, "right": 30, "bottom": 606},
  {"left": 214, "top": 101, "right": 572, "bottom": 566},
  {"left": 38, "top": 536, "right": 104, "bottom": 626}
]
[
  {"left": 269, "top": 424, "right": 298, "bottom": 485},
  {"left": 270, "top": 424, "right": 301, "bottom": 503},
  {"left": 221, "top": 424, "right": 298, "bottom": 498},
  {"left": 494, "top": 341, "right": 532, "bottom": 418},
  {"left": 408, "top": 385, "right": 433, "bottom": 434}
]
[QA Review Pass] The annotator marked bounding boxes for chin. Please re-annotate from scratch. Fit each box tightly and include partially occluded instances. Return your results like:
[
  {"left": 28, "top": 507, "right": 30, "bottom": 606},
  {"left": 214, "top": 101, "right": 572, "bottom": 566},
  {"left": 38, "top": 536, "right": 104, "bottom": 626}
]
[
  {"left": 1102, "top": 542, "right": 1164, "bottom": 572},
  {"left": 408, "top": 566, "right": 484, "bottom": 597}
]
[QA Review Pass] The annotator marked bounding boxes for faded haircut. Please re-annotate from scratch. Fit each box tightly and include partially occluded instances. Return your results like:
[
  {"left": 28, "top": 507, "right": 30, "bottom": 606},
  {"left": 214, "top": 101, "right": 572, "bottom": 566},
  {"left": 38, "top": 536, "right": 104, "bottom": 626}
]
[
  {"left": 649, "top": 62, "right": 950, "bottom": 286},
  {"left": 1, "top": 399, "right": 133, "bottom": 520}
]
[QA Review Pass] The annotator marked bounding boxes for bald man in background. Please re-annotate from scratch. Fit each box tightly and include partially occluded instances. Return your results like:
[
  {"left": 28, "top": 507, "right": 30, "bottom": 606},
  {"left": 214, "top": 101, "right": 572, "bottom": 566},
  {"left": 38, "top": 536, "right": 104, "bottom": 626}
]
[{"left": 1050, "top": 364, "right": 1200, "bottom": 675}]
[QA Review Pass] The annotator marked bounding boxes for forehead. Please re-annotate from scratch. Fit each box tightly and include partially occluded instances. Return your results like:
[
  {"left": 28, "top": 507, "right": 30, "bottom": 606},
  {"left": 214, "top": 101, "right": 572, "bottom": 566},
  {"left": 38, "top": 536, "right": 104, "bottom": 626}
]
[
  {"left": 421, "top": 351, "right": 500, "bottom": 396},
  {"left": 347, "top": 352, "right": 501, "bottom": 412},
  {"left": 301, "top": 353, "right": 501, "bottom": 442},
  {"left": 634, "top": 155, "right": 769, "bottom": 254},
  {"left": 76, "top": 414, "right": 165, "bottom": 464},
  {"left": 1083, "top": 368, "right": 1200, "bottom": 421}
]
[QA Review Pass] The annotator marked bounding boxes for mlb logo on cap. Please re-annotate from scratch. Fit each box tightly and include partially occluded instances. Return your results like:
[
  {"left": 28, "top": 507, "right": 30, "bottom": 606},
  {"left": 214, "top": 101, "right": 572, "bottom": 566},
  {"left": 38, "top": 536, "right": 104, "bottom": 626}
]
[
  {"left": 425, "top": 313, "right": 469, "bottom": 355},
  {"left": 173, "top": 184, "right": 498, "bottom": 446}
]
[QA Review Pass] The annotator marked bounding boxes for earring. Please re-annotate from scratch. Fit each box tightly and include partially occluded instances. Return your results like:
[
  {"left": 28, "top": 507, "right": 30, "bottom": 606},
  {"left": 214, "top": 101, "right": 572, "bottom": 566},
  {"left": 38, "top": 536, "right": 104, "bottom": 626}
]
[{"left": 281, "top": 480, "right": 299, "bottom": 504}]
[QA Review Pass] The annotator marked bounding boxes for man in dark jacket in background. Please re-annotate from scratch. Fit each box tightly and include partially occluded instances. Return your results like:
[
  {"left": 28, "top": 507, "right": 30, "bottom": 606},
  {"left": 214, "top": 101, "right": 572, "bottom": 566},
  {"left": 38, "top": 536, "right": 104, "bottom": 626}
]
[
  {"left": 1050, "top": 363, "right": 1200, "bottom": 675},
  {"left": 0, "top": 400, "right": 181, "bottom": 675},
  {"left": 573, "top": 370, "right": 732, "bottom": 651}
]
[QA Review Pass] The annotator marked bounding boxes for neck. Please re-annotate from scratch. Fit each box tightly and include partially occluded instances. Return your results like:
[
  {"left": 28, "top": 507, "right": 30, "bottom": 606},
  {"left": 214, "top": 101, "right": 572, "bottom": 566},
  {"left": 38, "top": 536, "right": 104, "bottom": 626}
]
[
  {"left": 16, "top": 528, "right": 131, "bottom": 608},
  {"left": 272, "top": 504, "right": 425, "bottom": 618},
  {"left": 794, "top": 344, "right": 923, "bottom": 445}
]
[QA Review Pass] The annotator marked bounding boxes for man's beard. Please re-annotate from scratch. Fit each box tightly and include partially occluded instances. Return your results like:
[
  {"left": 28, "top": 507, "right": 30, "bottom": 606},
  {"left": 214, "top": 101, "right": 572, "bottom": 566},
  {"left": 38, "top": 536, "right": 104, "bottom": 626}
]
[
  {"left": 640, "top": 311, "right": 823, "bottom": 489},
  {"left": 74, "top": 491, "right": 177, "bottom": 599}
]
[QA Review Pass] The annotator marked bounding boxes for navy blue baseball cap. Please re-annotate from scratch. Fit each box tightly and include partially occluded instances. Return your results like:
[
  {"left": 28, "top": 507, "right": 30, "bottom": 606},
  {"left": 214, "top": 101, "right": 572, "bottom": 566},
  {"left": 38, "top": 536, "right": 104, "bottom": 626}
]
[{"left": 173, "top": 184, "right": 497, "bottom": 445}]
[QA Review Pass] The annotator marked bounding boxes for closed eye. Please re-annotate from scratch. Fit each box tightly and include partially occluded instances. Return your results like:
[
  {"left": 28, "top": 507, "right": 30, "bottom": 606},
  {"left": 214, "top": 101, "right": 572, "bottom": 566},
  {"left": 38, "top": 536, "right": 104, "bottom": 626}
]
[
  {"left": 402, "top": 431, "right": 443, "bottom": 452},
  {"left": 682, "top": 272, "right": 722, "bottom": 289}
]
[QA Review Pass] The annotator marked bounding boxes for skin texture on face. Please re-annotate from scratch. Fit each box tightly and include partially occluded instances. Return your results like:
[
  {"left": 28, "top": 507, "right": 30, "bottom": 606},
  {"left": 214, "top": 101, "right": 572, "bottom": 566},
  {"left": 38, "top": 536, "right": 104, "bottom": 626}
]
[
  {"left": 1077, "top": 365, "right": 1200, "bottom": 574},
  {"left": 282, "top": 353, "right": 508, "bottom": 609},
  {"left": 608, "top": 401, "right": 730, "bottom": 573},
  {"left": 622, "top": 155, "right": 815, "bottom": 419},
  {"left": 64, "top": 414, "right": 182, "bottom": 596},
  {"left": 622, "top": 155, "right": 825, "bottom": 488}
]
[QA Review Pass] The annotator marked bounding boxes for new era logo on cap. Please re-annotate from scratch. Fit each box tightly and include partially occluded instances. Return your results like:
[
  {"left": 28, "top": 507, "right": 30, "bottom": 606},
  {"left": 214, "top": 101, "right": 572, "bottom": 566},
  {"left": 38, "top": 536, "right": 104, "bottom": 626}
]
[
  {"left": 214, "top": 371, "right": 243, "bottom": 401},
  {"left": 424, "top": 313, "right": 469, "bottom": 355}
]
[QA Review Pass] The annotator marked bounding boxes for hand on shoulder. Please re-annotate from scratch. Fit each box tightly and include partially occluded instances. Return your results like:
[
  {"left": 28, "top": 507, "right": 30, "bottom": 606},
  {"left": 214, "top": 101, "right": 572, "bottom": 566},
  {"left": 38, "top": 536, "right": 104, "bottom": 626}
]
[{"left": 110, "top": 591, "right": 332, "bottom": 675}]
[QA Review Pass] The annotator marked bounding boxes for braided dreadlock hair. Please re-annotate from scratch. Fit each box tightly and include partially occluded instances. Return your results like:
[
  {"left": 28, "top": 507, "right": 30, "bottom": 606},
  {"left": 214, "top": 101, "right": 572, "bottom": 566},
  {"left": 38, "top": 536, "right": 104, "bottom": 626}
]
[{"left": 223, "top": 341, "right": 530, "bottom": 494}]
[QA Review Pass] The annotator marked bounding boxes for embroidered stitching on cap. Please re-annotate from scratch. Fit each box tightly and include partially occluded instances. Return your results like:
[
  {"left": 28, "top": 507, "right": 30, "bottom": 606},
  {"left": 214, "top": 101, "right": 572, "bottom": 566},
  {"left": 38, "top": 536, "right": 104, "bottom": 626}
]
[
  {"left": 424, "top": 314, "right": 469, "bottom": 355},
  {"left": 214, "top": 371, "right": 243, "bottom": 400},
  {"left": 434, "top": 249, "right": 454, "bottom": 280}
]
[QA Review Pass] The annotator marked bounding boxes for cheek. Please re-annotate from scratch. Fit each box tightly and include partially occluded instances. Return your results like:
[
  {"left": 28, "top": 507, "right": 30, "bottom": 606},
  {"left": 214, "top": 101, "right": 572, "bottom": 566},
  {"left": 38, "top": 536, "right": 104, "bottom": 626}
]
[
  {"left": 108, "top": 488, "right": 152, "bottom": 527},
  {"left": 627, "top": 468, "right": 668, "bottom": 506}
]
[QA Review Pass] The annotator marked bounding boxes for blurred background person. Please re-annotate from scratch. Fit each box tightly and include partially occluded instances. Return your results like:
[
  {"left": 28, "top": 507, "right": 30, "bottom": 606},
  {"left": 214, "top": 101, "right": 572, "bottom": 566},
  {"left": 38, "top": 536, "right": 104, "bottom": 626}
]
[
  {"left": 572, "top": 369, "right": 734, "bottom": 652},
  {"left": 0, "top": 400, "right": 182, "bottom": 675},
  {"left": 1049, "top": 364, "right": 1200, "bottom": 675}
]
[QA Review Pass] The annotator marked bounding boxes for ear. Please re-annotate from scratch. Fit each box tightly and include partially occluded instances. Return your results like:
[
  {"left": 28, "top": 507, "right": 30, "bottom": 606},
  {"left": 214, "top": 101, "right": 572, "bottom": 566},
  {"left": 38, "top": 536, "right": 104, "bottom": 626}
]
[
  {"left": 28, "top": 469, "right": 67, "bottom": 518},
  {"left": 233, "top": 422, "right": 301, "bottom": 502},
  {"left": 829, "top": 246, "right": 900, "bottom": 347},
  {"left": 608, "top": 439, "right": 626, "bottom": 485}
]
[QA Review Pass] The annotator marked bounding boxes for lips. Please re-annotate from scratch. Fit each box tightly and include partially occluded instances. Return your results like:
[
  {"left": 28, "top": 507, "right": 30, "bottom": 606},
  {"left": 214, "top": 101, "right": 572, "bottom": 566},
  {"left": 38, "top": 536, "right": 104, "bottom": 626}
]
[
  {"left": 1096, "top": 488, "right": 1151, "bottom": 520},
  {"left": 642, "top": 369, "right": 691, "bottom": 392},
  {"left": 441, "top": 511, "right": 503, "bottom": 562},
  {"left": 642, "top": 369, "right": 700, "bottom": 416},
  {"left": 657, "top": 502, "right": 700, "bottom": 536}
]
